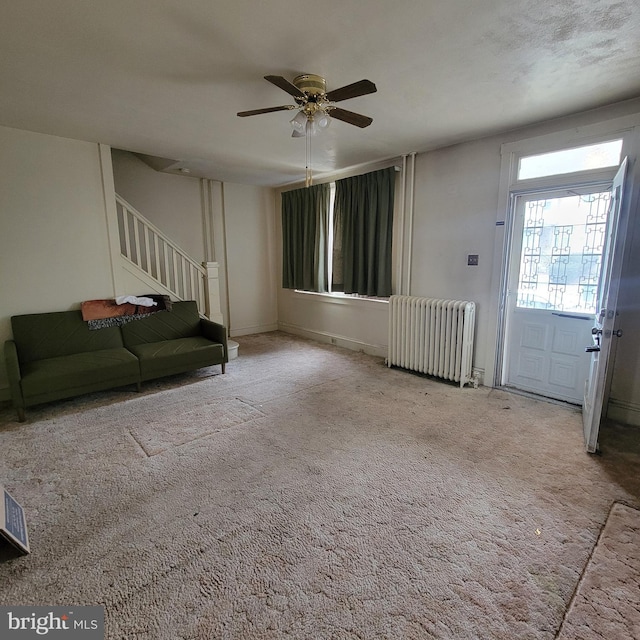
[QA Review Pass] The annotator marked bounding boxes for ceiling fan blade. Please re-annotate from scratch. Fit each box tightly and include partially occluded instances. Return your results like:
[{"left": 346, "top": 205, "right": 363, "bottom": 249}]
[
  {"left": 237, "top": 105, "right": 295, "bottom": 117},
  {"left": 264, "top": 75, "right": 306, "bottom": 99},
  {"left": 329, "top": 107, "right": 373, "bottom": 128},
  {"left": 325, "top": 79, "right": 377, "bottom": 103}
]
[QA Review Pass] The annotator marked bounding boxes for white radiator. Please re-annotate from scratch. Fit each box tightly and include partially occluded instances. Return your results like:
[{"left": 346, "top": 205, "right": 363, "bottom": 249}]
[{"left": 388, "top": 295, "right": 476, "bottom": 387}]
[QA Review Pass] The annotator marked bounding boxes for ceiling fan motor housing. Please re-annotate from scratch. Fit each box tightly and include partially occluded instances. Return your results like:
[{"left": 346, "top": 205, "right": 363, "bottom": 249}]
[{"left": 293, "top": 74, "right": 327, "bottom": 98}]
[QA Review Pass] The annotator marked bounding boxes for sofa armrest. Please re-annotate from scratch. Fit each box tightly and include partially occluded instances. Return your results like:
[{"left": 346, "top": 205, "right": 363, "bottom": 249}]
[
  {"left": 200, "top": 319, "right": 228, "bottom": 361},
  {"left": 4, "top": 340, "right": 25, "bottom": 411}
]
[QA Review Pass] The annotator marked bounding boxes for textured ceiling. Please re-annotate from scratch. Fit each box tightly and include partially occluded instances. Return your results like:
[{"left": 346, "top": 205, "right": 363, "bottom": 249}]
[{"left": 2, "top": 0, "right": 640, "bottom": 186}]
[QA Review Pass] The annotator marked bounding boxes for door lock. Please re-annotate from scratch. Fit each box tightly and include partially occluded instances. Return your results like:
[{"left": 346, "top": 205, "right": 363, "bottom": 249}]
[{"left": 586, "top": 327, "right": 602, "bottom": 352}]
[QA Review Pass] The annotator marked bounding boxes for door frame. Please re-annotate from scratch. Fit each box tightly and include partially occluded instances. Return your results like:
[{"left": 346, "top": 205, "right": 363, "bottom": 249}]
[{"left": 486, "top": 117, "right": 640, "bottom": 392}]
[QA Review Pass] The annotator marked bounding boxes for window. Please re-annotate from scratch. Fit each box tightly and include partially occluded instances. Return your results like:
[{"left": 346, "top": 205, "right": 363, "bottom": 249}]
[
  {"left": 518, "top": 139, "right": 623, "bottom": 180},
  {"left": 282, "top": 167, "right": 395, "bottom": 298}
]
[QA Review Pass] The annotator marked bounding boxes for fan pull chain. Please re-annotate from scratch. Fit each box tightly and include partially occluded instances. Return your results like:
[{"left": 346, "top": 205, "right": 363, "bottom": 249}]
[{"left": 305, "top": 119, "right": 313, "bottom": 187}]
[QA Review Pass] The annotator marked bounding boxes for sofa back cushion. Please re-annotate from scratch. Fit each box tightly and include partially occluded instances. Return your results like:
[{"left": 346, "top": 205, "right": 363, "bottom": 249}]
[
  {"left": 11, "top": 310, "right": 125, "bottom": 364},
  {"left": 120, "top": 301, "right": 200, "bottom": 347}
]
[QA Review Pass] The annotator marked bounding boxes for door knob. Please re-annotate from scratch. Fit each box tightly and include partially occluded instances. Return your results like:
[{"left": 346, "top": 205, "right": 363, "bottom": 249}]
[{"left": 613, "top": 329, "right": 623, "bottom": 337}]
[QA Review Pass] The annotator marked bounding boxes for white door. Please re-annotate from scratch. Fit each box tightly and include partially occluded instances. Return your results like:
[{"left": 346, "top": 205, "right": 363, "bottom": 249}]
[
  {"left": 505, "top": 187, "right": 614, "bottom": 404},
  {"left": 582, "top": 158, "right": 629, "bottom": 452}
]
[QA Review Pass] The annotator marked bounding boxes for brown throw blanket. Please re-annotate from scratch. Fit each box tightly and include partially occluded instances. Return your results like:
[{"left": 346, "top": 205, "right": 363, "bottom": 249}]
[{"left": 81, "top": 295, "right": 172, "bottom": 330}]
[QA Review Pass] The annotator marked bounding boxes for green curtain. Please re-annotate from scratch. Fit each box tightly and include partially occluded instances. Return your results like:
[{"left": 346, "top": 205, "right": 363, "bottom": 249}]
[
  {"left": 281, "top": 183, "right": 330, "bottom": 292},
  {"left": 334, "top": 167, "right": 395, "bottom": 296}
]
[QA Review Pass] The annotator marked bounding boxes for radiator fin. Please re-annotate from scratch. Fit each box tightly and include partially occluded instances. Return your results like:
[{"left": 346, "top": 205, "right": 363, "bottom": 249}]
[{"left": 388, "top": 295, "right": 476, "bottom": 387}]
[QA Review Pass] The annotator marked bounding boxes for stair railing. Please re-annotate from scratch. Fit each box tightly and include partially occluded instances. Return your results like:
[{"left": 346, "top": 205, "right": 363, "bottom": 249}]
[{"left": 115, "top": 195, "right": 207, "bottom": 312}]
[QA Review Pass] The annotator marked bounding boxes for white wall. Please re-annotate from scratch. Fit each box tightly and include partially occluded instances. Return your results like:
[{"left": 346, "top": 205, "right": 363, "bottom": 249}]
[
  {"left": 0, "top": 125, "right": 115, "bottom": 397},
  {"left": 276, "top": 98, "right": 640, "bottom": 425},
  {"left": 3, "top": 102, "right": 639, "bottom": 423},
  {"left": 0, "top": 131, "right": 279, "bottom": 403},
  {"left": 224, "top": 183, "right": 278, "bottom": 336},
  {"left": 279, "top": 291, "right": 389, "bottom": 356},
  {"left": 111, "top": 151, "right": 277, "bottom": 337},
  {"left": 608, "top": 137, "right": 640, "bottom": 425},
  {"left": 111, "top": 150, "right": 205, "bottom": 262},
  {"left": 411, "top": 140, "right": 501, "bottom": 373}
]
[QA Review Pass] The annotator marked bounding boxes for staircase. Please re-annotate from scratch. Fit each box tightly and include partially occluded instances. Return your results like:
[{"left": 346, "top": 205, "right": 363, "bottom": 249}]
[{"left": 114, "top": 195, "right": 223, "bottom": 324}]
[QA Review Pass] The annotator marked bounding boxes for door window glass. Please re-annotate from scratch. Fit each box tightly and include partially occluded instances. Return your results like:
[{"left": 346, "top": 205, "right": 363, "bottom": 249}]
[{"left": 517, "top": 191, "right": 611, "bottom": 313}]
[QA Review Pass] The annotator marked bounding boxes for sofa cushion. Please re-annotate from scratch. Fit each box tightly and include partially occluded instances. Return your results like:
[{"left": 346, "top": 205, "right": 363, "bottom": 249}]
[
  {"left": 120, "top": 301, "right": 201, "bottom": 347},
  {"left": 12, "top": 311, "right": 125, "bottom": 364},
  {"left": 20, "top": 348, "right": 140, "bottom": 398},
  {"left": 127, "top": 336, "right": 224, "bottom": 380}
]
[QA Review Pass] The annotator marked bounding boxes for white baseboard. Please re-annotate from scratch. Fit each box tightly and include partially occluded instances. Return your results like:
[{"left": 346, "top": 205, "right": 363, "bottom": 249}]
[
  {"left": 278, "top": 322, "right": 387, "bottom": 358},
  {"left": 607, "top": 398, "right": 640, "bottom": 427},
  {"left": 230, "top": 323, "right": 279, "bottom": 337}
]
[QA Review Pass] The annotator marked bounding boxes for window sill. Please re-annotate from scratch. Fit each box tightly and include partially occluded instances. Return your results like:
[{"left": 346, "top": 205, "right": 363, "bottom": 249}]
[{"left": 291, "top": 290, "right": 390, "bottom": 306}]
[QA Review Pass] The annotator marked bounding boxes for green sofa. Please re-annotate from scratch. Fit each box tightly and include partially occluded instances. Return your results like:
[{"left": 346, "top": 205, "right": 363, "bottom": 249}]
[{"left": 4, "top": 301, "right": 227, "bottom": 422}]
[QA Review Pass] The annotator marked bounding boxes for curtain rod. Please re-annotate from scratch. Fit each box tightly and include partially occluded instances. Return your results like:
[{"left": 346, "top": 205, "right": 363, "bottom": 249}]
[{"left": 278, "top": 157, "right": 405, "bottom": 191}]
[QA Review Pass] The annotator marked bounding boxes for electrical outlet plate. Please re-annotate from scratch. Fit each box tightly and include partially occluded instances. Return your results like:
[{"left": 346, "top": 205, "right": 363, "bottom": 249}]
[{"left": 467, "top": 254, "right": 479, "bottom": 266}]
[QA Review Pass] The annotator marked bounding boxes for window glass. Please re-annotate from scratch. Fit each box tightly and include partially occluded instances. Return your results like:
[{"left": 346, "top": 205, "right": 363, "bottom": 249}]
[
  {"left": 516, "top": 191, "right": 611, "bottom": 314},
  {"left": 518, "top": 140, "right": 622, "bottom": 180}
]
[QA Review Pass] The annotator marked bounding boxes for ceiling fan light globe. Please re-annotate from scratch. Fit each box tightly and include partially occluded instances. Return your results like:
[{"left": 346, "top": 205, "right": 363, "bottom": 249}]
[
  {"left": 290, "top": 111, "right": 308, "bottom": 133},
  {"left": 315, "top": 112, "right": 330, "bottom": 130}
]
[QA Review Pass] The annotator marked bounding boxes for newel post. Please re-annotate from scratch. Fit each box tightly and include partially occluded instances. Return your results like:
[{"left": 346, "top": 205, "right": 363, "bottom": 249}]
[{"left": 203, "top": 261, "right": 224, "bottom": 324}]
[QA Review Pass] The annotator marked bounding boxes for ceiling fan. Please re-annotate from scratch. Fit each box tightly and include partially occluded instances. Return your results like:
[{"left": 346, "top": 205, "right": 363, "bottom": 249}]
[{"left": 237, "top": 74, "right": 377, "bottom": 136}]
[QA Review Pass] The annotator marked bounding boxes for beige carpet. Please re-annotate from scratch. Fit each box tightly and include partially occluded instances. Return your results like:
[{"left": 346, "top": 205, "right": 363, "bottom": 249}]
[
  {"left": 557, "top": 502, "right": 640, "bottom": 640},
  {"left": 129, "top": 396, "right": 266, "bottom": 456},
  {"left": 1, "top": 331, "right": 639, "bottom": 639}
]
